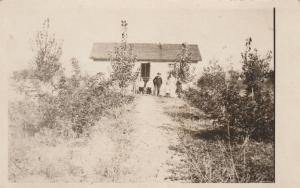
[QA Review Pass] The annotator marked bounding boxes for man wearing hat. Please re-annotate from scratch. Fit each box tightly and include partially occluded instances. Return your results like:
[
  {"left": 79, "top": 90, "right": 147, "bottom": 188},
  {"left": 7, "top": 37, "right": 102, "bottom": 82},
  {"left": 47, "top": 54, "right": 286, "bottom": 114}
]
[{"left": 153, "top": 72, "right": 163, "bottom": 96}]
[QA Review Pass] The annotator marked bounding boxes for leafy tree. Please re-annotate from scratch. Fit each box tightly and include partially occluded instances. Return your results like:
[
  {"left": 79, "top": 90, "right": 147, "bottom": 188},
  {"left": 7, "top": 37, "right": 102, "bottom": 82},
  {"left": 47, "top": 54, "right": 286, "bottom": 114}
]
[
  {"left": 110, "top": 20, "right": 137, "bottom": 90},
  {"left": 31, "top": 18, "right": 63, "bottom": 83},
  {"left": 171, "top": 43, "right": 193, "bottom": 83},
  {"left": 226, "top": 69, "right": 241, "bottom": 92},
  {"left": 185, "top": 60, "right": 226, "bottom": 119},
  {"left": 241, "top": 37, "right": 272, "bottom": 99},
  {"left": 185, "top": 38, "right": 274, "bottom": 141},
  {"left": 228, "top": 69, "right": 240, "bottom": 83},
  {"left": 197, "top": 60, "right": 226, "bottom": 92},
  {"left": 11, "top": 18, "right": 63, "bottom": 96}
]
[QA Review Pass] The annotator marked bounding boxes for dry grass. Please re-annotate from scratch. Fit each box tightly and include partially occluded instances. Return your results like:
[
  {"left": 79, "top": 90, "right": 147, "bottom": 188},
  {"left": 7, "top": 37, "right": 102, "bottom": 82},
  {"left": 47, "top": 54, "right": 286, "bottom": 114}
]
[
  {"left": 8, "top": 99, "right": 136, "bottom": 183},
  {"left": 160, "top": 97, "right": 275, "bottom": 183}
]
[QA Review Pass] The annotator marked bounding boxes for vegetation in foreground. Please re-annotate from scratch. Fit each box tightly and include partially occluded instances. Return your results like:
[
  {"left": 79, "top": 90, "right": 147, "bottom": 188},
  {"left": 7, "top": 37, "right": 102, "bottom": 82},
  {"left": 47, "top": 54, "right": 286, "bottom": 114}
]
[
  {"left": 8, "top": 18, "right": 274, "bottom": 183},
  {"left": 164, "top": 38, "right": 274, "bottom": 183},
  {"left": 9, "top": 19, "right": 137, "bottom": 182},
  {"left": 162, "top": 99, "right": 274, "bottom": 183}
]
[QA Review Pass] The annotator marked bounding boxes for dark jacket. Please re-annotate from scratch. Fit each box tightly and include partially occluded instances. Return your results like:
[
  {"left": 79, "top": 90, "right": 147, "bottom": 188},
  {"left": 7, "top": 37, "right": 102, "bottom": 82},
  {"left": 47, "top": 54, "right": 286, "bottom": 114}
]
[{"left": 154, "top": 76, "right": 162, "bottom": 86}]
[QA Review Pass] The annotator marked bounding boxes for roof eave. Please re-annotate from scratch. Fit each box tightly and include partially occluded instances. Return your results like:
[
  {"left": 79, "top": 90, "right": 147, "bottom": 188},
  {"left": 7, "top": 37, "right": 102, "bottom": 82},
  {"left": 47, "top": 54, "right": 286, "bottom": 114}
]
[{"left": 90, "top": 57, "right": 201, "bottom": 63}]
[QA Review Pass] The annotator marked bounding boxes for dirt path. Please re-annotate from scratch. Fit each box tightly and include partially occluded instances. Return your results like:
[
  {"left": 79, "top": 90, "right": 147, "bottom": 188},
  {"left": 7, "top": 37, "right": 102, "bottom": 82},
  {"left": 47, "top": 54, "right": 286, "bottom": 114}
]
[
  {"left": 118, "top": 95, "right": 183, "bottom": 182},
  {"left": 10, "top": 95, "right": 185, "bottom": 183}
]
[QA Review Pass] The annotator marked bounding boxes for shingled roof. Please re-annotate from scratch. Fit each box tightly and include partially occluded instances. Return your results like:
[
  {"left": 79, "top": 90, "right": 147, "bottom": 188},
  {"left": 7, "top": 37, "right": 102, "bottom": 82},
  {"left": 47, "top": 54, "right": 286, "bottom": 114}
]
[{"left": 90, "top": 43, "right": 201, "bottom": 63}]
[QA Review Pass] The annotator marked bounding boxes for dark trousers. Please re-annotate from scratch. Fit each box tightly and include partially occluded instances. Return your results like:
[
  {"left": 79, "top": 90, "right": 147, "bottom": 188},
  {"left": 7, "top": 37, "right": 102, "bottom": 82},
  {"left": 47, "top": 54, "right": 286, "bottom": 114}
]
[{"left": 156, "top": 84, "right": 161, "bottom": 96}]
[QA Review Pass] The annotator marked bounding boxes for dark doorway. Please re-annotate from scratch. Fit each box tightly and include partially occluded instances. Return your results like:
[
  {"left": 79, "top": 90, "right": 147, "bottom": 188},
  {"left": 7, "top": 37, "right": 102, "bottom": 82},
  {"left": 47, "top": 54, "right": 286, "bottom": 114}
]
[{"left": 141, "top": 63, "right": 151, "bottom": 84}]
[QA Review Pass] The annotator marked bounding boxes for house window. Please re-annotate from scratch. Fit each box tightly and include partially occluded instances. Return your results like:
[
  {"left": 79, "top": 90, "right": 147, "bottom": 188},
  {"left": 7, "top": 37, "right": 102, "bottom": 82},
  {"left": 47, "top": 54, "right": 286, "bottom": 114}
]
[{"left": 141, "top": 63, "right": 150, "bottom": 79}]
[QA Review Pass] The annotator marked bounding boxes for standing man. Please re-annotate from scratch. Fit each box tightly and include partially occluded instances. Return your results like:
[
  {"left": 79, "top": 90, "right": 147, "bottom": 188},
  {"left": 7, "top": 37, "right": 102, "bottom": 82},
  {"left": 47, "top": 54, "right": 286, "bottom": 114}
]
[
  {"left": 153, "top": 76, "right": 157, "bottom": 95},
  {"left": 153, "top": 73, "right": 163, "bottom": 96}
]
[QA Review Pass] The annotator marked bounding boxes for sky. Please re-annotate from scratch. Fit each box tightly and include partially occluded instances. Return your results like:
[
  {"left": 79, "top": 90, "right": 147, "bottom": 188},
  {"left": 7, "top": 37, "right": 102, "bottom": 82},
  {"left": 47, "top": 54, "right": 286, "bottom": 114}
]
[{"left": 0, "top": 0, "right": 274, "bottom": 76}]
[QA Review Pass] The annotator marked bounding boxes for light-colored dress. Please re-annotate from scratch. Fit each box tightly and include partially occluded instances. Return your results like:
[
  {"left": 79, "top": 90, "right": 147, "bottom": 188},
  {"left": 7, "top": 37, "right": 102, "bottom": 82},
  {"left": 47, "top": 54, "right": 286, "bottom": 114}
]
[
  {"left": 165, "top": 79, "right": 171, "bottom": 96},
  {"left": 166, "top": 76, "right": 176, "bottom": 97},
  {"left": 169, "top": 76, "right": 176, "bottom": 97}
]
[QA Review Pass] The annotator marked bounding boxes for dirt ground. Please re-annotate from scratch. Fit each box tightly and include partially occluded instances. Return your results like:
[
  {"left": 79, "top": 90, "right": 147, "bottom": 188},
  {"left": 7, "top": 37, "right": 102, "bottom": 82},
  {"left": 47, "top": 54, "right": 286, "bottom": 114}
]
[{"left": 117, "top": 95, "right": 185, "bottom": 182}]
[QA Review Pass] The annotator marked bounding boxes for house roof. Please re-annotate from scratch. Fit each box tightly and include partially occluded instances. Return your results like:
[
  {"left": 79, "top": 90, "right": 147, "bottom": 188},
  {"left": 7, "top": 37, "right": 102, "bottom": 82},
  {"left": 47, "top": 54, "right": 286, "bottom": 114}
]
[{"left": 90, "top": 42, "right": 202, "bottom": 63}]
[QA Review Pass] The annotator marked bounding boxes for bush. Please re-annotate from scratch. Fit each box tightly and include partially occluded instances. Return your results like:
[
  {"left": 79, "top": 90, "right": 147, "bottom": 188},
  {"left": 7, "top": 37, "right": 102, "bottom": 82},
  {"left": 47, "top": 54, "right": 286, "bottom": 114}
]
[
  {"left": 10, "top": 72, "right": 135, "bottom": 137},
  {"left": 51, "top": 72, "right": 135, "bottom": 136},
  {"left": 184, "top": 61, "right": 226, "bottom": 120},
  {"left": 9, "top": 19, "right": 136, "bottom": 138},
  {"left": 184, "top": 39, "right": 274, "bottom": 142}
]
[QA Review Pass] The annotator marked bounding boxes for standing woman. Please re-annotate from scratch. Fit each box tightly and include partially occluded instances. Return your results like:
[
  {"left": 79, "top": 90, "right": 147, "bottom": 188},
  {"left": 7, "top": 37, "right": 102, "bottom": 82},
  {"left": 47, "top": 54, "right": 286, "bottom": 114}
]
[
  {"left": 165, "top": 74, "right": 171, "bottom": 97},
  {"left": 169, "top": 74, "right": 176, "bottom": 97}
]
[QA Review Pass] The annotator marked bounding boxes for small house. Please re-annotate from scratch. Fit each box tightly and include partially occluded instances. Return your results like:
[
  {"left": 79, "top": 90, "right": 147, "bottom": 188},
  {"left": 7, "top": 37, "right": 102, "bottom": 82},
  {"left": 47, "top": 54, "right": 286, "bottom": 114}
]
[{"left": 90, "top": 42, "right": 202, "bottom": 94}]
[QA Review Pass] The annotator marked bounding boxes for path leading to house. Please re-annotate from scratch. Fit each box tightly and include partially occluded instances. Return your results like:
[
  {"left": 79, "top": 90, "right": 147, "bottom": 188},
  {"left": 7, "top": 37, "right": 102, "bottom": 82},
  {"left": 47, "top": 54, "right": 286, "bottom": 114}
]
[
  {"left": 117, "top": 95, "right": 184, "bottom": 182},
  {"left": 11, "top": 95, "right": 187, "bottom": 183}
]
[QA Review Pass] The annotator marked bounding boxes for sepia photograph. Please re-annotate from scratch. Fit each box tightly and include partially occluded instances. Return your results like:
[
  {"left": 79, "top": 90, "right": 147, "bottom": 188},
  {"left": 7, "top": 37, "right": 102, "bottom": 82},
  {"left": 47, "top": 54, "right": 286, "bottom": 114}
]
[{"left": 1, "top": 0, "right": 277, "bottom": 184}]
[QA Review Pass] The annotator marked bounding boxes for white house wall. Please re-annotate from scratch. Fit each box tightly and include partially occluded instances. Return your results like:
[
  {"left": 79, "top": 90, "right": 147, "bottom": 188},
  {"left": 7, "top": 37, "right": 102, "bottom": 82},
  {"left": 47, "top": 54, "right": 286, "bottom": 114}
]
[
  {"left": 135, "top": 61, "right": 174, "bottom": 95},
  {"left": 94, "top": 60, "right": 199, "bottom": 95}
]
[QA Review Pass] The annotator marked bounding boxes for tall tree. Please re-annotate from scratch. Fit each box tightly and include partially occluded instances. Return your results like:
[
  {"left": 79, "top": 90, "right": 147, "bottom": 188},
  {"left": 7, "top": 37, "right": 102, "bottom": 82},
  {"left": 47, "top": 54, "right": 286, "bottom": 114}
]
[
  {"left": 171, "top": 43, "right": 193, "bottom": 83},
  {"left": 11, "top": 18, "right": 63, "bottom": 95},
  {"left": 110, "top": 20, "right": 137, "bottom": 90},
  {"left": 241, "top": 37, "right": 272, "bottom": 99},
  {"left": 32, "top": 18, "right": 63, "bottom": 83}
]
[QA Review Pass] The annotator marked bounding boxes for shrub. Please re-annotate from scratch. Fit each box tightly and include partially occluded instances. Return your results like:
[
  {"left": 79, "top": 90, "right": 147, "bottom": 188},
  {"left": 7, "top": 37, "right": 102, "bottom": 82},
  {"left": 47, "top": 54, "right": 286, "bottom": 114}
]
[
  {"left": 53, "top": 73, "right": 134, "bottom": 136},
  {"left": 184, "top": 38, "right": 274, "bottom": 142},
  {"left": 10, "top": 19, "right": 136, "bottom": 138},
  {"left": 184, "top": 61, "right": 226, "bottom": 120}
]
